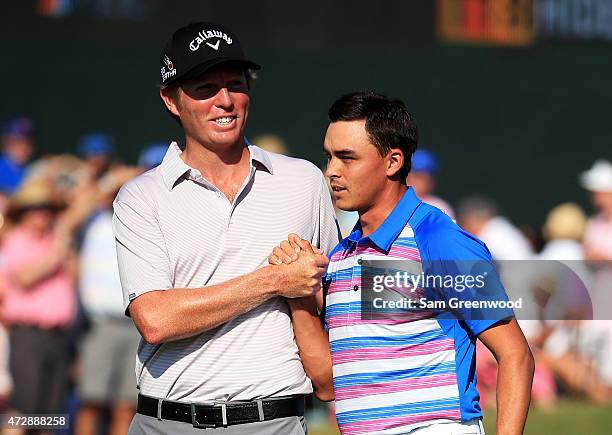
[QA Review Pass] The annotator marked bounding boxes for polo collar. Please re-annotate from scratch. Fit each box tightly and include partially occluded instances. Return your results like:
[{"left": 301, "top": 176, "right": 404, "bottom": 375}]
[
  {"left": 347, "top": 187, "right": 422, "bottom": 252},
  {"left": 160, "top": 139, "right": 274, "bottom": 191}
]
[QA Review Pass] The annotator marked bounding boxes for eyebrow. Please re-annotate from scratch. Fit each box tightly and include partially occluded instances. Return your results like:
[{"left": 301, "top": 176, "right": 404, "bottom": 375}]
[
  {"left": 322, "top": 147, "right": 357, "bottom": 157},
  {"left": 334, "top": 149, "right": 357, "bottom": 157}
]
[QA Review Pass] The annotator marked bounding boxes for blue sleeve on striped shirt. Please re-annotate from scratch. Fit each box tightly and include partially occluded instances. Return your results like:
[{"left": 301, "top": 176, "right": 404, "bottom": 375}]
[
  {"left": 410, "top": 204, "right": 514, "bottom": 335},
  {"left": 410, "top": 203, "right": 514, "bottom": 422}
]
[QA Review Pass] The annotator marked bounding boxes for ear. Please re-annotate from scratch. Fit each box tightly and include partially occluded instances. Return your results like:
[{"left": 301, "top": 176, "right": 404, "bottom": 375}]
[
  {"left": 386, "top": 149, "right": 404, "bottom": 178},
  {"left": 159, "top": 87, "right": 181, "bottom": 117}
]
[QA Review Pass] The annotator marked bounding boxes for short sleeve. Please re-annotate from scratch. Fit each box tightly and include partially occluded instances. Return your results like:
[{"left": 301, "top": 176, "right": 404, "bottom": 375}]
[
  {"left": 414, "top": 209, "right": 514, "bottom": 337},
  {"left": 112, "top": 182, "right": 172, "bottom": 314}
]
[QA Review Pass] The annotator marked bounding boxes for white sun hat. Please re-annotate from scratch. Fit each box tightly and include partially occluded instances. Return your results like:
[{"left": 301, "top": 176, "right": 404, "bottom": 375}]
[{"left": 579, "top": 160, "right": 612, "bottom": 192}]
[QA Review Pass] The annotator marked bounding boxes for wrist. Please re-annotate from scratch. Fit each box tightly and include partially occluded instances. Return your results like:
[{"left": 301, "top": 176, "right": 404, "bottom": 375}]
[{"left": 258, "top": 265, "right": 283, "bottom": 298}]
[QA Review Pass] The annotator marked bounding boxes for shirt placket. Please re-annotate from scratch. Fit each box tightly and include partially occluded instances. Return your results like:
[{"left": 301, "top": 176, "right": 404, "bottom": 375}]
[{"left": 348, "top": 242, "right": 363, "bottom": 326}]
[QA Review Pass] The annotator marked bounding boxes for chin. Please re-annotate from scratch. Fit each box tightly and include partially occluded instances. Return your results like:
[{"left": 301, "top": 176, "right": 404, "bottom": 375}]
[
  {"left": 211, "top": 133, "right": 243, "bottom": 148},
  {"left": 336, "top": 200, "right": 357, "bottom": 212}
]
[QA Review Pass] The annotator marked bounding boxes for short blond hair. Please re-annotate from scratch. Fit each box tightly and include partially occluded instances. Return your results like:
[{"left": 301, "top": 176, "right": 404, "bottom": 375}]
[{"left": 543, "top": 203, "right": 587, "bottom": 241}]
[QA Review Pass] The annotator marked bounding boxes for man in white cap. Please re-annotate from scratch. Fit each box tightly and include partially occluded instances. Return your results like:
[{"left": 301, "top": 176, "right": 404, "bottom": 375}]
[
  {"left": 580, "top": 160, "right": 612, "bottom": 261},
  {"left": 576, "top": 160, "right": 612, "bottom": 396}
]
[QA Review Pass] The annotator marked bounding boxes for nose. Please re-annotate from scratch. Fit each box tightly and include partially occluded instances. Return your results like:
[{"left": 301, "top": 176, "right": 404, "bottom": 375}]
[
  {"left": 213, "top": 87, "right": 233, "bottom": 109},
  {"left": 325, "top": 157, "right": 339, "bottom": 179}
]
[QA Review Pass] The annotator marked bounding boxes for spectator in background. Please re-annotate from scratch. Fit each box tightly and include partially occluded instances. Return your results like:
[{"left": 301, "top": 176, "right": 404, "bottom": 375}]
[
  {"left": 251, "top": 133, "right": 290, "bottom": 155},
  {"left": 1, "top": 178, "right": 76, "bottom": 421},
  {"left": 406, "top": 148, "right": 455, "bottom": 219},
  {"left": 539, "top": 203, "right": 587, "bottom": 261},
  {"left": 571, "top": 159, "right": 612, "bottom": 401},
  {"left": 457, "top": 196, "right": 536, "bottom": 409},
  {"left": 137, "top": 143, "right": 167, "bottom": 170},
  {"left": 0, "top": 117, "right": 35, "bottom": 194},
  {"left": 75, "top": 167, "right": 141, "bottom": 435},
  {"left": 77, "top": 132, "right": 116, "bottom": 180},
  {"left": 580, "top": 160, "right": 612, "bottom": 261},
  {"left": 532, "top": 202, "right": 611, "bottom": 404},
  {"left": 457, "top": 195, "right": 533, "bottom": 260}
]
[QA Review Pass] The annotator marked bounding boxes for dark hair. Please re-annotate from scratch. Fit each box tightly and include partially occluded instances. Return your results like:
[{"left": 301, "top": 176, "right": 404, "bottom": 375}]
[{"left": 328, "top": 91, "right": 418, "bottom": 180}]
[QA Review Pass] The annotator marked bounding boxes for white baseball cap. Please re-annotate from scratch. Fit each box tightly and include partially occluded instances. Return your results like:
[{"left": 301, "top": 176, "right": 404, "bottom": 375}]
[{"left": 579, "top": 160, "right": 612, "bottom": 192}]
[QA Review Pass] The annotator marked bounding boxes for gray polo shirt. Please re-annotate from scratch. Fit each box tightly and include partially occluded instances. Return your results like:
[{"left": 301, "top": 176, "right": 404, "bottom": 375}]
[{"left": 113, "top": 141, "right": 340, "bottom": 402}]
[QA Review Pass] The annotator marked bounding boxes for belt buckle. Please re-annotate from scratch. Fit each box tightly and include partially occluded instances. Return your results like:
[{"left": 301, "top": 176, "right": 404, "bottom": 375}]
[{"left": 190, "top": 402, "right": 227, "bottom": 429}]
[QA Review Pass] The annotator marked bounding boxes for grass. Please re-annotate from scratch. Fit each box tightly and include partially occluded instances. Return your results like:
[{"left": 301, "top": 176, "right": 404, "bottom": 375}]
[{"left": 308, "top": 400, "right": 612, "bottom": 435}]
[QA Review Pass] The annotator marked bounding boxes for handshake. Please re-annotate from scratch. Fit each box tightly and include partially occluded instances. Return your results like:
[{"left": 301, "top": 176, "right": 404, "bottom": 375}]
[{"left": 267, "top": 234, "right": 329, "bottom": 300}]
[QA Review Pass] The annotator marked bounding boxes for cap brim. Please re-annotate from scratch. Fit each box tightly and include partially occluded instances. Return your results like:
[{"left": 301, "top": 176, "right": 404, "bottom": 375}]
[
  {"left": 164, "top": 58, "right": 261, "bottom": 87},
  {"left": 7, "top": 201, "right": 65, "bottom": 219}
]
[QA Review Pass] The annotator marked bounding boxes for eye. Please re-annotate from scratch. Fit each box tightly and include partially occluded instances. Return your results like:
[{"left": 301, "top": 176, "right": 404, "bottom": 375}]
[
  {"left": 197, "top": 83, "right": 217, "bottom": 92},
  {"left": 227, "top": 80, "right": 248, "bottom": 92}
]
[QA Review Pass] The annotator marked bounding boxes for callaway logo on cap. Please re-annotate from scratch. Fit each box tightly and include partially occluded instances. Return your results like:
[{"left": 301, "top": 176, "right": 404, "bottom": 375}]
[{"left": 159, "top": 22, "right": 261, "bottom": 86}]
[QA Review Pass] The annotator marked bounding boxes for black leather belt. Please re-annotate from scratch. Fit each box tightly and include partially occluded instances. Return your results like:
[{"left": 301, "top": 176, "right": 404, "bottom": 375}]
[{"left": 137, "top": 393, "right": 305, "bottom": 428}]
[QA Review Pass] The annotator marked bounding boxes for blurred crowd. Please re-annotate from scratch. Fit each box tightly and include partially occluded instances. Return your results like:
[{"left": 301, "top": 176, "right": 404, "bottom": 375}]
[
  {"left": 0, "top": 117, "right": 166, "bottom": 435},
  {"left": 0, "top": 117, "right": 611, "bottom": 434}
]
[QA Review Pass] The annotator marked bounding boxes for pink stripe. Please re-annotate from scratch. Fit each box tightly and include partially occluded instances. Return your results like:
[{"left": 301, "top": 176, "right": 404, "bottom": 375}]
[
  {"left": 327, "top": 311, "right": 434, "bottom": 329},
  {"left": 330, "top": 250, "right": 349, "bottom": 262},
  {"left": 335, "top": 373, "right": 458, "bottom": 401},
  {"left": 339, "top": 409, "right": 462, "bottom": 435},
  {"left": 353, "top": 245, "right": 421, "bottom": 261},
  {"left": 328, "top": 278, "right": 359, "bottom": 295},
  {"left": 388, "top": 245, "right": 421, "bottom": 260},
  {"left": 332, "top": 339, "right": 455, "bottom": 365}
]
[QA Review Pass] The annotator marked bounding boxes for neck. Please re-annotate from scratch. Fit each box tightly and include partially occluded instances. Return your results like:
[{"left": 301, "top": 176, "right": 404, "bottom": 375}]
[
  {"left": 359, "top": 184, "right": 407, "bottom": 237},
  {"left": 181, "top": 137, "right": 249, "bottom": 182}
]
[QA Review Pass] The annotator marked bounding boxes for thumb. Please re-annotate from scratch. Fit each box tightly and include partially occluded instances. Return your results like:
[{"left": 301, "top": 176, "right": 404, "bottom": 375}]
[{"left": 314, "top": 253, "right": 329, "bottom": 267}]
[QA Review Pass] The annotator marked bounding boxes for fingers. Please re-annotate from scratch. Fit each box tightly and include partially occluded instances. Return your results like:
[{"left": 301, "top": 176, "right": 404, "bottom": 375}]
[
  {"left": 280, "top": 240, "right": 299, "bottom": 260},
  {"left": 314, "top": 253, "right": 329, "bottom": 268},
  {"left": 288, "top": 233, "right": 325, "bottom": 256},
  {"left": 295, "top": 238, "right": 315, "bottom": 254},
  {"left": 273, "top": 245, "right": 295, "bottom": 264},
  {"left": 288, "top": 233, "right": 302, "bottom": 252},
  {"left": 268, "top": 254, "right": 282, "bottom": 265}
]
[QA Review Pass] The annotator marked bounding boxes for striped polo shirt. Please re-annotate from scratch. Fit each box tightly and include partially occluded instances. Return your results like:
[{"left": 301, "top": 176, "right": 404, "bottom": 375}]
[
  {"left": 324, "top": 188, "right": 512, "bottom": 435},
  {"left": 113, "top": 141, "right": 340, "bottom": 402}
]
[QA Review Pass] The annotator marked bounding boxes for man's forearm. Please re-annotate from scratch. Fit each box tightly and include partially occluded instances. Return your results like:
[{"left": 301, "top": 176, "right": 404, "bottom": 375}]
[
  {"left": 288, "top": 296, "right": 334, "bottom": 401},
  {"left": 12, "top": 255, "right": 64, "bottom": 289},
  {"left": 130, "top": 265, "right": 281, "bottom": 344},
  {"left": 495, "top": 349, "right": 534, "bottom": 435}
]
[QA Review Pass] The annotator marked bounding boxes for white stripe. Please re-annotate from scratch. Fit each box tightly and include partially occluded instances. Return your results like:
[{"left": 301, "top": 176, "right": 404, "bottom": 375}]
[
  {"left": 326, "top": 290, "right": 355, "bottom": 306},
  {"left": 329, "top": 318, "right": 442, "bottom": 341},
  {"left": 333, "top": 349, "right": 455, "bottom": 377},
  {"left": 335, "top": 384, "right": 459, "bottom": 414},
  {"left": 329, "top": 253, "right": 415, "bottom": 274},
  {"left": 399, "top": 226, "right": 415, "bottom": 238},
  {"left": 366, "top": 418, "right": 462, "bottom": 435}
]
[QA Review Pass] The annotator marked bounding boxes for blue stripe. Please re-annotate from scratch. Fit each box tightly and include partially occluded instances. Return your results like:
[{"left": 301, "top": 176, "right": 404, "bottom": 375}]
[
  {"left": 327, "top": 268, "right": 355, "bottom": 281},
  {"left": 336, "top": 397, "right": 460, "bottom": 425},
  {"left": 393, "top": 238, "right": 418, "bottom": 248},
  {"left": 333, "top": 361, "right": 456, "bottom": 389},
  {"left": 330, "top": 328, "right": 446, "bottom": 353},
  {"left": 326, "top": 302, "right": 363, "bottom": 318}
]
